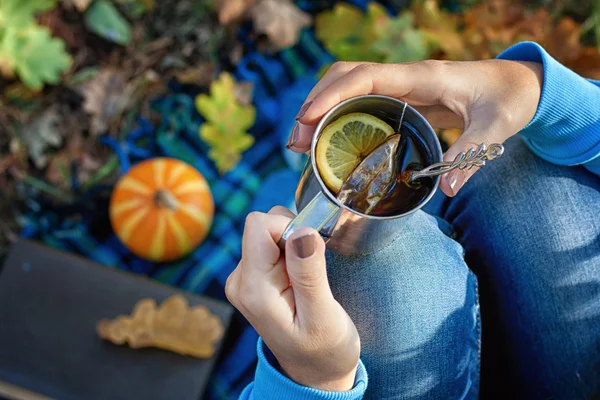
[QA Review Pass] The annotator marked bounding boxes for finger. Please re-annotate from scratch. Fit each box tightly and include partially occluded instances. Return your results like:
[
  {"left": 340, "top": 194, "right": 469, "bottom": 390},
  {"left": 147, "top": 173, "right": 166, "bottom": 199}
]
[
  {"left": 413, "top": 105, "right": 465, "bottom": 130},
  {"left": 298, "top": 61, "right": 472, "bottom": 125},
  {"left": 242, "top": 212, "right": 290, "bottom": 272},
  {"left": 284, "top": 228, "right": 333, "bottom": 318},
  {"left": 304, "top": 62, "right": 365, "bottom": 105},
  {"left": 287, "top": 122, "right": 316, "bottom": 153},
  {"left": 225, "top": 265, "right": 241, "bottom": 308},
  {"left": 288, "top": 63, "right": 365, "bottom": 153},
  {"left": 268, "top": 205, "right": 296, "bottom": 219},
  {"left": 439, "top": 120, "right": 504, "bottom": 197}
]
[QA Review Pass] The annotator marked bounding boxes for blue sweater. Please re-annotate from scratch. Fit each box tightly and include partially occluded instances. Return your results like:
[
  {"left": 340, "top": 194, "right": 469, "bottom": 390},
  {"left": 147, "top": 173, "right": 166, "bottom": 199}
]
[{"left": 239, "top": 42, "right": 600, "bottom": 400}]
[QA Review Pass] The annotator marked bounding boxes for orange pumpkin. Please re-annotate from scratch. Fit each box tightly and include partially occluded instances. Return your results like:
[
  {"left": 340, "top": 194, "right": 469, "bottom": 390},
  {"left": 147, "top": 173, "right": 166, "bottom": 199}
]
[{"left": 110, "top": 158, "right": 214, "bottom": 262}]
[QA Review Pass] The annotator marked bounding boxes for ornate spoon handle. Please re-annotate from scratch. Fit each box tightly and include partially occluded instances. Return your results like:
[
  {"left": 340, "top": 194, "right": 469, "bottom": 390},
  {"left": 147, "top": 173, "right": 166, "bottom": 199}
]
[{"left": 410, "top": 143, "right": 505, "bottom": 181}]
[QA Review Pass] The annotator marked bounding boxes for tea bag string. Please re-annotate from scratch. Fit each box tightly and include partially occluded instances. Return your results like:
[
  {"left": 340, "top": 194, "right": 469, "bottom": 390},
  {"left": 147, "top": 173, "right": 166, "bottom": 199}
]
[{"left": 409, "top": 143, "right": 505, "bottom": 181}]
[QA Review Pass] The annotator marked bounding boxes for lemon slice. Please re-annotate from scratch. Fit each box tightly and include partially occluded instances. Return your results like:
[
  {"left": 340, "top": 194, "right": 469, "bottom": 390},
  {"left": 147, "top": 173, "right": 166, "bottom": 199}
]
[{"left": 316, "top": 112, "right": 395, "bottom": 192}]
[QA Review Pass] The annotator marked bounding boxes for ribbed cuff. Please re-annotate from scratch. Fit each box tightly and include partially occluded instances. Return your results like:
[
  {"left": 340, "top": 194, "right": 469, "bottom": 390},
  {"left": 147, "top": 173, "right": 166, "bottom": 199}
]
[
  {"left": 250, "top": 338, "right": 368, "bottom": 400},
  {"left": 497, "top": 41, "right": 600, "bottom": 166}
]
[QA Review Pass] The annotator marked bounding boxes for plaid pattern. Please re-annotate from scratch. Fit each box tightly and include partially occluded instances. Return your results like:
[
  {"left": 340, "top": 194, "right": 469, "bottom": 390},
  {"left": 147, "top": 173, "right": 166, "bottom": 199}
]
[{"left": 19, "top": 2, "right": 411, "bottom": 398}]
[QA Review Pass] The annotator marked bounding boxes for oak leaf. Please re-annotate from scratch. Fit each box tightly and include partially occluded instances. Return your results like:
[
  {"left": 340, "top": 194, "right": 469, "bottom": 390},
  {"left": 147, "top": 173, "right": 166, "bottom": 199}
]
[
  {"left": 195, "top": 72, "right": 255, "bottom": 174},
  {"left": 411, "top": 0, "right": 465, "bottom": 60},
  {"left": 373, "top": 13, "right": 430, "bottom": 63},
  {"left": 216, "top": 0, "right": 256, "bottom": 24},
  {"left": 250, "top": 0, "right": 312, "bottom": 50},
  {"left": 316, "top": 2, "right": 388, "bottom": 62}
]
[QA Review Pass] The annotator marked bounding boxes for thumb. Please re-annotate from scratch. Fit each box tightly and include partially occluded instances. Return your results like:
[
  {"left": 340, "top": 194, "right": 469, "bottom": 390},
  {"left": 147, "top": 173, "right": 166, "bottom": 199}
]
[
  {"left": 285, "top": 228, "right": 334, "bottom": 312},
  {"left": 439, "top": 121, "right": 505, "bottom": 197}
]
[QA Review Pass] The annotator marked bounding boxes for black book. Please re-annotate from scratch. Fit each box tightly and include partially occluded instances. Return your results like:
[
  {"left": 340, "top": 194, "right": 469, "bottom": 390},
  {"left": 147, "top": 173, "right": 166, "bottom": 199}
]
[{"left": 0, "top": 240, "right": 233, "bottom": 400}]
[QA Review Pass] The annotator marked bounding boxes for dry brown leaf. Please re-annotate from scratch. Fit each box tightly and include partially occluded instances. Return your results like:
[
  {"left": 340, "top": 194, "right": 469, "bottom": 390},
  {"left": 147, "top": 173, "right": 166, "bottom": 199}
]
[
  {"left": 61, "top": 0, "right": 93, "bottom": 12},
  {"left": 250, "top": 0, "right": 312, "bottom": 50},
  {"left": 566, "top": 47, "right": 600, "bottom": 80},
  {"left": 216, "top": 0, "right": 257, "bottom": 24},
  {"left": 97, "top": 295, "right": 225, "bottom": 358},
  {"left": 79, "top": 68, "right": 128, "bottom": 135},
  {"left": 169, "top": 63, "right": 214, "bottom": 86},
  {"left": 542, "top": 17, "right": 582, "bottom": 63},
  {"left": 21, "top": 107, "right": 63, "bottom": 169}
]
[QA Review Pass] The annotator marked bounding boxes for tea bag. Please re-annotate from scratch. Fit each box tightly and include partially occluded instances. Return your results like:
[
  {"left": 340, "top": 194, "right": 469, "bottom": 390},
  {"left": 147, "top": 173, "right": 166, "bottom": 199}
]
[{"left": 337, "top": 133, "right": 409, "bottom": 214}]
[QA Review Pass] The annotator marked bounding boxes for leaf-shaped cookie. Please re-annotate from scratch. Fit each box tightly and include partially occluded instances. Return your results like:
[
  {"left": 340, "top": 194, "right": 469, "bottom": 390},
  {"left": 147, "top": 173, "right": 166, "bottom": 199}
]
[{"left": 195, "top": 72, "right": 255, "bottom": 174}]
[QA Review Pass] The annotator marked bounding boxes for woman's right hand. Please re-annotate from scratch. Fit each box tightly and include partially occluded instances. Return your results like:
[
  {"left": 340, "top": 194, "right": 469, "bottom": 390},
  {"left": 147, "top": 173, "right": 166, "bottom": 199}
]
[{"left": 226, "top": 207, "right": 360, "bottom": 392}]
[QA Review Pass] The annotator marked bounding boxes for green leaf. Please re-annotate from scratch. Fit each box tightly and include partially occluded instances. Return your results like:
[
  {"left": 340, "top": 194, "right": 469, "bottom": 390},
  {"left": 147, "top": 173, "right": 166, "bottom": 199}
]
[
  {"left": 85, "top": 0, "right": 131, "bottom": 45},
  {"left": 0, "top": 0, "right": 57, "bottom": 28},
  {"left": 373, "top": 12, "right": 431, "bottom": 63},
  {"left": 195, "top": 72, "right": 256, "bottom": 174},
  {"left": 116, "top": 0, "right": 153, "bottom": 18},
  {"left": 315, "top": 2, "right": 389, "bottom": 62},
  {"left": 0, "top": 25, "right": 72, "bottom": 90}
]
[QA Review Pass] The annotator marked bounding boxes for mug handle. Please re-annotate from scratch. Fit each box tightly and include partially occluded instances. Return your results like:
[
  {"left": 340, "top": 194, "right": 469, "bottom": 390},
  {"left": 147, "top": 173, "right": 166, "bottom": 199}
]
[{"left": 277, "top": 192, "right": 341, "bottom": 250}]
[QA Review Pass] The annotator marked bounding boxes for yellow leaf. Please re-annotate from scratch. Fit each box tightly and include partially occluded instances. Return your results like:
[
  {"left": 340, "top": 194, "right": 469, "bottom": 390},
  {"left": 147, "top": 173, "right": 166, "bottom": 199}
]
[
  {"left": 412, "top": 0, "right": 465, "bottom": 60},
  {"left": 195, "top": 72, "right": 256, "bottom": 174}
]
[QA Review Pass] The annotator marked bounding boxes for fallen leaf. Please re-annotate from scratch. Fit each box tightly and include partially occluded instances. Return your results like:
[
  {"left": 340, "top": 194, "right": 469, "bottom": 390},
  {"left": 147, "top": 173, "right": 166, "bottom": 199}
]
[
  {"left": 21, "top": 107, "right": 62, "bottom": 169},
  {"left": 170, "top": 64, "right": 214, "bottom": 87},
  {"left": 195, "top": 72, "right": 255, "bottom": 174},
  {"left": 542, "top": 17, "right": 582, "bottom": 63},
  {"left": 61, "top": 0, "right": 93, "bottom": 12},
  {"left": 0, "top": 25, "right": 72, "bottom": 91},
  {"left": 216, "top": 0, "right": 257, "bottom": 24},
  {"left": 250, "top": 0, "right": 312, "bottom": 50},
  {"left": 373, "top": 12, "right": 430, "bottom": 63},
  {"left": 0, "top": 0, "right": 57, "bottom": 28},
  {"left": 315, "top": 2, "right": 388, "bottom": 62},
  {"left": 116, "top": 0, "right": 154, "bottom": 18},
  {"left": 85, "top": 0, "right": 132, "bottom": 45},
  {"left": 79, "top": 68, "right": 128, "bottom": 135},
  {"left": 412, "top": 0, "right": 465, "bottom": 60},
  {"left": 3, "top": 83, "right": 43, "bottom": 101},
  {"left": 566, "top": 47, "right": 600, "bottom": 80}
]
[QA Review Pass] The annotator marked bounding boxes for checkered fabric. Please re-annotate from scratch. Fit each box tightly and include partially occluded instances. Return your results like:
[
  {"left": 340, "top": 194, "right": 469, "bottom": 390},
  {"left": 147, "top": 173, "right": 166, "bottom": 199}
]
[{"left": 19, "top": 2, "right": 417, "bottom": 398}]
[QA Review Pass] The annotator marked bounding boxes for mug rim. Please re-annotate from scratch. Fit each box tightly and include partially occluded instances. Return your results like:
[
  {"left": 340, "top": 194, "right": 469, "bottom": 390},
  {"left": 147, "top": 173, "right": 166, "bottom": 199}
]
[{"left": 309, "top": 94, "right": 443, "bottom": 220}]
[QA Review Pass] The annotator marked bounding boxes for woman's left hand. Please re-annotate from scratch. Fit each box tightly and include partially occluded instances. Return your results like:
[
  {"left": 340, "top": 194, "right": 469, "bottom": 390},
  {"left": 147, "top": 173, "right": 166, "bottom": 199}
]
[{"left": 287, "top": 59, "right": 543, "bottom": 196}]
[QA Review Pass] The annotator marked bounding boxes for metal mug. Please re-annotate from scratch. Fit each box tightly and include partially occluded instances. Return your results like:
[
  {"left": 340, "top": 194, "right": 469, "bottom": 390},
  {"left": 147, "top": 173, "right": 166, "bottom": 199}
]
[{"left": 278, "top": 95, "right": 443, "bottom": 255}]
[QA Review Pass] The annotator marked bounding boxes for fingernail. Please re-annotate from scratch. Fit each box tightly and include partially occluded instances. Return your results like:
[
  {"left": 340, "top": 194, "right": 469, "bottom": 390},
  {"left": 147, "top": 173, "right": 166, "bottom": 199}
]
[
  {"left": 293, "top": 233, "right": 315, "bottom": 259},
  {"left": 286, "top": 122, "right": 300, "bottom": 149},
  {"left": 447, "top": 169, "right": 467, "bottom": 196},
  {"left": 295, "top": 101, "right": 312, "bottom": 120}
]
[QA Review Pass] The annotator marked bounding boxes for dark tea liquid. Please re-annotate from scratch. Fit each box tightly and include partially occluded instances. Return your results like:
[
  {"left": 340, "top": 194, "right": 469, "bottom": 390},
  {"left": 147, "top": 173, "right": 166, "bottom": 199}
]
[{"left": 345, "top": 123, "right": 434, "bottom": 217}]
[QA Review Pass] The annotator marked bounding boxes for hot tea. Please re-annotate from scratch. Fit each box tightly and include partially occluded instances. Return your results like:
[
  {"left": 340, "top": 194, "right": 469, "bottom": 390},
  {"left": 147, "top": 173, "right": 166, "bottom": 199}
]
[{"left": 335, "top": 123, "right": 434, "bottom": 216}]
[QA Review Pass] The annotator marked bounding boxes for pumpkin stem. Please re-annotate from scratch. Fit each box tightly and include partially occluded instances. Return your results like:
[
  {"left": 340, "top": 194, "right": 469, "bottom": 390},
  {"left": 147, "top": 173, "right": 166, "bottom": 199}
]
[{"left": 154, "top": 189, "right": 179, "bottom": 210}]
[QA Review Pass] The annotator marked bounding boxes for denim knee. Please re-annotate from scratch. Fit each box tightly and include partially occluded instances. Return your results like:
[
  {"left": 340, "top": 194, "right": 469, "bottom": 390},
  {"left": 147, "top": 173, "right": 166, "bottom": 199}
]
[
  {"left": 326, "top": 210, "right": 480, "bottom": 400},
  {"left": 446, "top": 135, "right": 600, "bottom": 399}
]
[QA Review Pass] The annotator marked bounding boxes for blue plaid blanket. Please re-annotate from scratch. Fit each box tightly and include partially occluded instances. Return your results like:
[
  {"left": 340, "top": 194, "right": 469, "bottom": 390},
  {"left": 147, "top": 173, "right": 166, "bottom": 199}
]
[{"left": 19, "top": 1, "right": 419, "bottom": 398}]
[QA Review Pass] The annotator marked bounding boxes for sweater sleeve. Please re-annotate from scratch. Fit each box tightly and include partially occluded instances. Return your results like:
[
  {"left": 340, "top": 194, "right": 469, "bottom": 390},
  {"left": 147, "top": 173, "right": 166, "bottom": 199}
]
[
  {"left": 238, "top": 338, "right": 367, "bottom": 400},
  {"left": 496, "top": 41, "right": 600, "bottom": 176}
]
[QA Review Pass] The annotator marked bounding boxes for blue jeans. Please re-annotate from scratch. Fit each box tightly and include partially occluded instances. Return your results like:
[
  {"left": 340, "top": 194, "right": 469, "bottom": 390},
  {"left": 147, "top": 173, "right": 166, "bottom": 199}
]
[{"left": 326, "top": 136, "right": 600, "bottom": 399}]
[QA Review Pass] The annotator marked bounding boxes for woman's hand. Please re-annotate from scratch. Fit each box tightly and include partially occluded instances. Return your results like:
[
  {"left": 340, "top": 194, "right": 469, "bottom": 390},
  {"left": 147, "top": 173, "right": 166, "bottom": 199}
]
[
  {"left": 287, "top": 59, "right": 544, "bottom": 196},
  {"left": 226, "top": 207, "right": 360, "bottom": 392}
]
